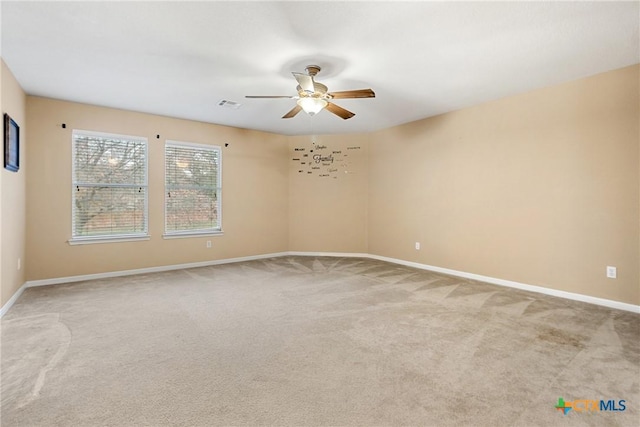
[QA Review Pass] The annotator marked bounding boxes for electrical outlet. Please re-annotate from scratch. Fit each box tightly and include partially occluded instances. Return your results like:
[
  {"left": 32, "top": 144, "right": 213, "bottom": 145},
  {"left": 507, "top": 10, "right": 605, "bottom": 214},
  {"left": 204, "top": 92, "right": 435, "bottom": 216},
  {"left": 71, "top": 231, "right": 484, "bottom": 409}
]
[
  {"left": 17, "top": 258, "right": 21, "bottom": 270},
  {"left": 606, "top": 266, "right": 616, "bottom": 279},
  {"left": 206, "top": 240, "right": 212, "bottom": 249},
  {"left": 415, "top": 242, "right": 420, "bottom": 250}
]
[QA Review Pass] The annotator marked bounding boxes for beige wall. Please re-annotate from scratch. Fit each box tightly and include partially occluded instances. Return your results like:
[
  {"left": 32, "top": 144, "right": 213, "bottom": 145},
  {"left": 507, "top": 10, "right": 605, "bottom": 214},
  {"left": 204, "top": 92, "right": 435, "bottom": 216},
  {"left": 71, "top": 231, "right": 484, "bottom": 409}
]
[
  {"left": 2, "top": 64, "right": 637, "bottom": 310},
  {"left": 26, "top": 97, "right": 289, "bottom": 280},
  {"left": 1, "top": 60, "right": 27, "bottom": 306},
  {"left": 368, "top": 65, "right": 639, "bottom": 305},
  {"left": 288, "top": 134, "right": 368, "bottom": 253}
]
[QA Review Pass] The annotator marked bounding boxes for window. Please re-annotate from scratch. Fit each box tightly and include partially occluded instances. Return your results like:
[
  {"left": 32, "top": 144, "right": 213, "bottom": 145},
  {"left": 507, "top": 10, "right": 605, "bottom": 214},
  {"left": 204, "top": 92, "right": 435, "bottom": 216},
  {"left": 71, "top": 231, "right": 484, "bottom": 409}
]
[
  {"left": 165, "top": 141, "right": 221, "bottom": 236},
  {"left": 71, "top": 130, "right": 148, "bottom": 242}
]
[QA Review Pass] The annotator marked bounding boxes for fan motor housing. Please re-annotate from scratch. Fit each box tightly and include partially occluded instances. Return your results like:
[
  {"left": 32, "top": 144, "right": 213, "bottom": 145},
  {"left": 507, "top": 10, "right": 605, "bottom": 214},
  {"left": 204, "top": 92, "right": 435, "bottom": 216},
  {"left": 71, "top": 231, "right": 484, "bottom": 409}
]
[
  {"left": 305, "top": 65, "right": 321, "bottom": 76},
  {"left": 296, "top": 82, "right": 328, "bottom": 98}
]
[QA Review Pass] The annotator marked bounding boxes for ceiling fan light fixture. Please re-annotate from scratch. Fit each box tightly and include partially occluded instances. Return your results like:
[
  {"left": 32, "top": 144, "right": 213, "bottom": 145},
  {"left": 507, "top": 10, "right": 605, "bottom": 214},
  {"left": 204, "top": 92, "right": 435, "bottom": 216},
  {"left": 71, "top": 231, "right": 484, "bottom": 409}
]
[
  {"left": 246, "top": 64, "right": 372, "bottom": 120},
  {"left": 297, "top": 97, "right": 328, "bottom": 116}
]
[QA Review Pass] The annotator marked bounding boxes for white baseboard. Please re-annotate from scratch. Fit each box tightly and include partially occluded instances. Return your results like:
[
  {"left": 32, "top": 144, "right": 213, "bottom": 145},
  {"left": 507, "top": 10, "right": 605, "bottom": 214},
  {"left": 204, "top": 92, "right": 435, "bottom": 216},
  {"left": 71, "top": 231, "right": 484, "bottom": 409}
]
[
  {"left": 2, "top": 251, "right": 638, "bottom": 316},
  {"left": 2, "top": 253, "right": 288, "bottom": 317},
  {"left": 0, "top": 282, "right": 27, "bottom": 317},
  {"left": 24, "top": 252, "right": 291, "bottom": 288},
  {"left": 364, "top": 254, "right": 640, "bottom": 314},
  {"left": 288, "top": 251, "right": 370, "bottom": 258}
]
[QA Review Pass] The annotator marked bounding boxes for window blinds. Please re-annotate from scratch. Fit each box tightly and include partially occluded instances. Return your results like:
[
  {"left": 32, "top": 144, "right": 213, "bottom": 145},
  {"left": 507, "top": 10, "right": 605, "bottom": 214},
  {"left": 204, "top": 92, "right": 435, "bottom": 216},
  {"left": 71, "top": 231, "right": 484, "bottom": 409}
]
[
  {"left": 165, "top": 142, "right": 221, "bottom": 234},
  {"left": 72, "top": 131, "right": 148, "bottom": 238}
]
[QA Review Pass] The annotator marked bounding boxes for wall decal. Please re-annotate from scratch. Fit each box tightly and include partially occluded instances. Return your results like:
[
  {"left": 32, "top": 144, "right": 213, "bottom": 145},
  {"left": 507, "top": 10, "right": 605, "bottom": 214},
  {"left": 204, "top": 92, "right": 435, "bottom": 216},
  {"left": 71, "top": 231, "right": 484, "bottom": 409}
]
[
  {"left": 313, "top": 154, "right": 333, "bottom": 164},
  {"left": 292, "top": 143, "right": 361, "bottom": 178}
]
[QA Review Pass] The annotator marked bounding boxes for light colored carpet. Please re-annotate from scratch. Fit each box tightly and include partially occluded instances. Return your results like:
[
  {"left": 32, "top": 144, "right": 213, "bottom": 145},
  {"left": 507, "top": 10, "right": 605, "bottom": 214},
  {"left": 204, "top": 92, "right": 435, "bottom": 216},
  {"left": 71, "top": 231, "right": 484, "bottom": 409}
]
[{"left": 1, "top": 256, "right": 638, "bottom": 426}]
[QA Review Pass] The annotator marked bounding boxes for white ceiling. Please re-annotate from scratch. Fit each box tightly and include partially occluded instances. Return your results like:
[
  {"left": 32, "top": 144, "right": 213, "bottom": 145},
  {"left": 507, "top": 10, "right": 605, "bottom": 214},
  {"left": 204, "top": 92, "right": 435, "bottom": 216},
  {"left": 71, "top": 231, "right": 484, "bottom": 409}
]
[{"left": 1, "top": 1, "right": 638, "bottom": 136}]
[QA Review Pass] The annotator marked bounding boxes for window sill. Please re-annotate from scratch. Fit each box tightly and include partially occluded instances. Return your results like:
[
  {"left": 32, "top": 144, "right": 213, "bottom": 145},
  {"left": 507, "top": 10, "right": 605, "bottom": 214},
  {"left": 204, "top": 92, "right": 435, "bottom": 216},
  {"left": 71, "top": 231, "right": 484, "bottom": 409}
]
[
  {"left": 68, "top": 235, "right": 151, "bottom": 245},
  {"left": 163, "top": 231, "right": 224, "bottom": 239}
]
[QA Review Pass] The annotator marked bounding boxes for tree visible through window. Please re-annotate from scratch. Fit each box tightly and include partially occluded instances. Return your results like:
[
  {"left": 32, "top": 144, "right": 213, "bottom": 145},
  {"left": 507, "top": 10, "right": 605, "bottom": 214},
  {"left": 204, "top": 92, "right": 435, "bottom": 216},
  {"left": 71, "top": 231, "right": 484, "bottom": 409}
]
[
  {"left": 165, "top": 141, "right": 221, "bottom": 235},
  {"left": 72, "top": 130, "right": 148, "bottom": 239}
]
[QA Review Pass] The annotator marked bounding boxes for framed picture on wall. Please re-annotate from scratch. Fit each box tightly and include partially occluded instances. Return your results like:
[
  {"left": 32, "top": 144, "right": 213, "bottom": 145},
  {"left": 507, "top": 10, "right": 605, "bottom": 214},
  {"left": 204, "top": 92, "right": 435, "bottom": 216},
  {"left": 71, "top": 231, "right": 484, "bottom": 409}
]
[{"left": 4, "top": 113, "right": 19, "bottom": 172}]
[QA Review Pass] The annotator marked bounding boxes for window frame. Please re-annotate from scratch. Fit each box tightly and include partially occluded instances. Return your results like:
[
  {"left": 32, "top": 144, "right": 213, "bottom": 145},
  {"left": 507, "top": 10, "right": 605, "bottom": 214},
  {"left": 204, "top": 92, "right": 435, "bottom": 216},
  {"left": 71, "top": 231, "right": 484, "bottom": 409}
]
[
  {"left": 163, "top": 140, "right": 223, "bottom": 239},
  {"left": 69, "top": 129, "right": 149, "bottom": 245}
]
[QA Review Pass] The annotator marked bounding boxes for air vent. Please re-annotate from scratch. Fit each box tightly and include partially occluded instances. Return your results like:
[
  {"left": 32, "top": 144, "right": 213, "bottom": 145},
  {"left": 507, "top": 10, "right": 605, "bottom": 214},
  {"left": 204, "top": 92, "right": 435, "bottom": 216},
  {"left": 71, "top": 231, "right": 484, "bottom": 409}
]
[{"left": 218, "top": 99, "right": 241, "bottom": 109}]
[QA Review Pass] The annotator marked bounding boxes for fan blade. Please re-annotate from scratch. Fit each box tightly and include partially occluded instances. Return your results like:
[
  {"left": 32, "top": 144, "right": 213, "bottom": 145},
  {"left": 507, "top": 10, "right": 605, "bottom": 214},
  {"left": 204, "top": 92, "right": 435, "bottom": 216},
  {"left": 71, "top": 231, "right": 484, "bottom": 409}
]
[
  {"left": 245, "top": 95, "right": 294, "bottom": 98},
  {"left": 325, "top": 102, "right": 355, "bottom": 120},
  {"left": 282, "top": 104, "right": 303, "bottom": 119},
  {"left": 328, "top": 89, "right": 375, "bottom": 99},
  {"left": 292, "top": 72, "right": 315, "bottom": 94}
]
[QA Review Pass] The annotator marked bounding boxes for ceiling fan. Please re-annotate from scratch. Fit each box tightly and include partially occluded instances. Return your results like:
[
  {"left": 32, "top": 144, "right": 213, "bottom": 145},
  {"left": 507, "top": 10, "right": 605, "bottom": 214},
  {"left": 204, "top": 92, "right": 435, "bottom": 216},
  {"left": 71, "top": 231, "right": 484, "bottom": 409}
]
[{"left": 245, "top": 65, "right": 375, "bottom": 120}]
